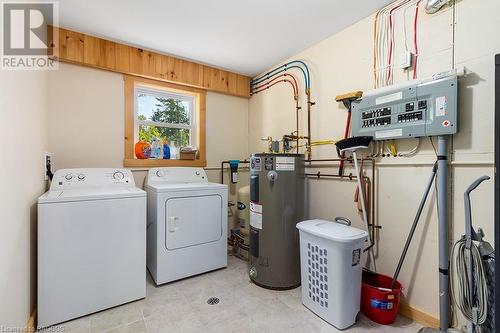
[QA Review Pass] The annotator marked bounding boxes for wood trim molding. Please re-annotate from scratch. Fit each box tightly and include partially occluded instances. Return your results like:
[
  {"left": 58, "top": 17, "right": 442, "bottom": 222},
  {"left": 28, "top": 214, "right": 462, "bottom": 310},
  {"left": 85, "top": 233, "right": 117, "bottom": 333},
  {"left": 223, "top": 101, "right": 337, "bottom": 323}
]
[
  {"left": 398, "top": 302, "right": 439, "bottom": 328},
  {"left": 25, "top": 308, "right": 36, "bottom": 332},
  {"left": 123, "top": 75, "right": 207, "bottom": 168},
  {"left": 48, "top": 26, "right": 250, "bottom": 98}
]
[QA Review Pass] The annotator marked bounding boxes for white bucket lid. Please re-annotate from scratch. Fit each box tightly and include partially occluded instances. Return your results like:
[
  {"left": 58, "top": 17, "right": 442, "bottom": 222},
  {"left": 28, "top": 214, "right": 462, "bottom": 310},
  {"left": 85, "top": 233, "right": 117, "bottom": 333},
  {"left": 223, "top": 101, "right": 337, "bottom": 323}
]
[{"left": 296, "top": 219, "right": 368, "bottom": 243}]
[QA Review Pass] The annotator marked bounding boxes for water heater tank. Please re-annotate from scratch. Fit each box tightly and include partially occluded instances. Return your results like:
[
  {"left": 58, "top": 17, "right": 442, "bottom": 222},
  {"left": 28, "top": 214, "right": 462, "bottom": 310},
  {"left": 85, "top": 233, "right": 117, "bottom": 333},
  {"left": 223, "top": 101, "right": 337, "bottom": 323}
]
[{"left": 248, "top": 153, "right": 305, "bottom": 289}]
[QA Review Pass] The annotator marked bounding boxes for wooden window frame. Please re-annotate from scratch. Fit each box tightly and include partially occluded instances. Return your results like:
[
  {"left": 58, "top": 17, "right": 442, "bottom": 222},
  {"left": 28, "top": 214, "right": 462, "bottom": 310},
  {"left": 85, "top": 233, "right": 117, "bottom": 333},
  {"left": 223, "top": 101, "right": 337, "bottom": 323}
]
[{"left": 123, "top": 75, "right": 207, "bottom": 168}]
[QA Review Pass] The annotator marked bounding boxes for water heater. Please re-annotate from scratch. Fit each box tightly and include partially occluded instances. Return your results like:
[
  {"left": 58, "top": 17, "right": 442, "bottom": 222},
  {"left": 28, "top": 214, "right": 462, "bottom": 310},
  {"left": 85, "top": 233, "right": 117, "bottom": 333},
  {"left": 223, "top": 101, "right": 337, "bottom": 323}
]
[{"left": 248, "top": 153, "right": 305, "bottom": 289}]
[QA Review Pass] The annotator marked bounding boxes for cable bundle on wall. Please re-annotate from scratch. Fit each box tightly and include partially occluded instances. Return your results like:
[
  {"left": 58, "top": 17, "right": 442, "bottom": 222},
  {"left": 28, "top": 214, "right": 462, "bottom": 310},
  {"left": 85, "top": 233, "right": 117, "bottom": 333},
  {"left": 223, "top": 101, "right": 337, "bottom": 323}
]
[
  {"left": 373, "top": 0, "right": 422, "bottom": 88},
  {"left": 250, "top": 61, "right": 313, "bottom": 158},
  {"left": 370, "top": 0, "right": 425, "bottom": 159}
]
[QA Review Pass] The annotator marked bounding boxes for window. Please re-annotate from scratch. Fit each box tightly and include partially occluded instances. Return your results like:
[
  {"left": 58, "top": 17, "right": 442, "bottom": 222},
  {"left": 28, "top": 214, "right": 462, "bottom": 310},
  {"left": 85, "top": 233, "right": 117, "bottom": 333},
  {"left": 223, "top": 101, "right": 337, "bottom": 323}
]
[
  {"left": 136, "top": 87, "right": 195, "bottom": 148},
  {"left": 124, "top": 75, "right": 206, "bottom": 167}
]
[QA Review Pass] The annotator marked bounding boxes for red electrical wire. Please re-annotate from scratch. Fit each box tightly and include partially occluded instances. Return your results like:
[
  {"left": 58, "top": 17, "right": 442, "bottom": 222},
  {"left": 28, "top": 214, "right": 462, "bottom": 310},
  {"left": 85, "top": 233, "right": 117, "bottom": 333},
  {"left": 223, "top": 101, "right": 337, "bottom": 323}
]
[
  {"left": 338, "top": 111, "right": 352, "bottom": 173},
  {"left": 387, "top": 7, "right": 396, "bottom": 83},
  {"left": 343, "top": 111, "right": 352, "bottom": 140},
  {"left": 251, "top": 73, "right": 299, "bottom": 97},
  {"left": 413, "top": 0, "right": 422, "bottom": 80},
  {"left": 387, "top": 0, "right": 412, "bottom": 83},
  {"left": 251, "top": 79, "right": 297, "bottom": 97},
  {"left": 251, "top": 74, "right": 299, "bottom": 97}
]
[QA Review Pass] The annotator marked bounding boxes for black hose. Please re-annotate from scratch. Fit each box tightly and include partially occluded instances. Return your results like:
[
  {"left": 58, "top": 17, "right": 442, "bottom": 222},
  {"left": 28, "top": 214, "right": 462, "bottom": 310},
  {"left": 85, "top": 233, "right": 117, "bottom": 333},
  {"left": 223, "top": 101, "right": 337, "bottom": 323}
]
[{"left": 46, "top": 160, "right": 54, "bottom": 181}]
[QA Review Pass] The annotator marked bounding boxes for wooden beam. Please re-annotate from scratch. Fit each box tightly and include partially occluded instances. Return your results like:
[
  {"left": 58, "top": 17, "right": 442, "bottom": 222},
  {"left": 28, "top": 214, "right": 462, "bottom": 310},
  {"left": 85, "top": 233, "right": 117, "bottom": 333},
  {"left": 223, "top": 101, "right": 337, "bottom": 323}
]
[
  {"left": 48, "top": 26, "right": 250, "bottom": 98},
  {"left": 398, "top": 302, "right": 439, "bottom": 328}
]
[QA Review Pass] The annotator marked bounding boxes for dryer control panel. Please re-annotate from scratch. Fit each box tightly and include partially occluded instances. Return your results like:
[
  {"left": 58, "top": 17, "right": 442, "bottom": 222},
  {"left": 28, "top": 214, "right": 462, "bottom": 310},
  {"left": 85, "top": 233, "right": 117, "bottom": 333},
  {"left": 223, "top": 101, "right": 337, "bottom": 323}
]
[
  {"left": 146, "top": 167, "right": 208, "bottom": 186},
  {"left": 50, "top": 168, "right": 135, "bottom": 189}
]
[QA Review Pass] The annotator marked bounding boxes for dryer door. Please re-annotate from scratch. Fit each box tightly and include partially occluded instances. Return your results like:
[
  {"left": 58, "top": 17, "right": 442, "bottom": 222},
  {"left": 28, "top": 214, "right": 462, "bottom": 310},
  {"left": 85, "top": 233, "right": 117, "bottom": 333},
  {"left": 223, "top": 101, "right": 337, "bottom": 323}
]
[{"left": 165, "top": 194, "right": 223, "bottom": 250}]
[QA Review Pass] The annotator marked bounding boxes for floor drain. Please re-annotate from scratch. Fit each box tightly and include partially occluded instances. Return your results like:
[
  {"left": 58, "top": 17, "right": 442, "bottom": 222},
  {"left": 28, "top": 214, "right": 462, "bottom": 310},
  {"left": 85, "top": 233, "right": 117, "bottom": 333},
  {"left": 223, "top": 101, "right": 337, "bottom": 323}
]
[{"left": 207, "top": 297, "right": 220, "bottom": 305}]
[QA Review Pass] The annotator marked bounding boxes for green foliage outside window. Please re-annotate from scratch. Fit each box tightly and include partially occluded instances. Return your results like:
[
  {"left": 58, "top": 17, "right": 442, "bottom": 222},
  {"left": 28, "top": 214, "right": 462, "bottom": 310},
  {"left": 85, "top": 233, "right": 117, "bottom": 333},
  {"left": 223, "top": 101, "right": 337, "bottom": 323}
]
[{"left": 138, "top": 96, "right": 191, "bottom": 147}]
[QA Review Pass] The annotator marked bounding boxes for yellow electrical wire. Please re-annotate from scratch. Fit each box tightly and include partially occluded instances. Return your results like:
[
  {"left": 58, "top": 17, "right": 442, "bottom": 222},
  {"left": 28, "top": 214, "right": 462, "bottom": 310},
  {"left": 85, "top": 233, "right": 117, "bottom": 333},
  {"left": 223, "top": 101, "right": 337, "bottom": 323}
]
[
  {"left": 311, "top": 140, "right": 337, "bottom": 146},
  {"left": 294, "top": 139, "right": 338, "bottom": 149},
  {"left": 389, "top": 142, "right": 398, "bottom": 156}
]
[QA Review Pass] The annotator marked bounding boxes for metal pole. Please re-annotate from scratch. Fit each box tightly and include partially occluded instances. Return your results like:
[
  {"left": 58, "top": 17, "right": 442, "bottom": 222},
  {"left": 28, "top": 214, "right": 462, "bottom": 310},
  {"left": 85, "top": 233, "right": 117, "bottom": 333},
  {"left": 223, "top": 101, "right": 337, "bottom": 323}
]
[
  {"left": 353, "top": 151, "right": 376, "bottom": 271},
  {"left": 437, "top": 135, "right": 450, "bottom": 332},
  {"left": 307, "top": 90, "right": 312, "bottom": 160},
  {"left": 391, "top": 162, "right": 437, "bottom": 289}
]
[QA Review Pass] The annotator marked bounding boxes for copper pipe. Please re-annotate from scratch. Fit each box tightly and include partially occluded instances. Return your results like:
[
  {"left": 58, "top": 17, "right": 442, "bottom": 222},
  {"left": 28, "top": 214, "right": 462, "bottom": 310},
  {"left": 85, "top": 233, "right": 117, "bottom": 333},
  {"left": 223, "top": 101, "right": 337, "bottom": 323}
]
[
  {"left": 251, "top": 75, "right": 301, "bottom": 155},
  {"left": 305, "top": 158, "right": 348, "bottom": 162},
  {"left": 306, "top": 89, "right": 312, "bottom": 159},
  {"left": 296, "top": 98, "right": 300, "bottom": 153},
  {"left": 304, "top": 172, "right": 369, "bottom": 182}
]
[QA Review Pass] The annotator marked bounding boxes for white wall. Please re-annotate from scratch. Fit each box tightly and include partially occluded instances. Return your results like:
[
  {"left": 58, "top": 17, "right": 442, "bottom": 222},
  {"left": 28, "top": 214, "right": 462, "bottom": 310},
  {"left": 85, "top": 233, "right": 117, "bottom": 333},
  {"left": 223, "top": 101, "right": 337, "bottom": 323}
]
[
  {"left": 249, "top": 0, "right": 498, "bottom": 320},
  {"left": 48, "top": 62, "right": 249, "bottom": 227},
  {"left": 0, "top": 71, "right": 49, "bottom": 326}
]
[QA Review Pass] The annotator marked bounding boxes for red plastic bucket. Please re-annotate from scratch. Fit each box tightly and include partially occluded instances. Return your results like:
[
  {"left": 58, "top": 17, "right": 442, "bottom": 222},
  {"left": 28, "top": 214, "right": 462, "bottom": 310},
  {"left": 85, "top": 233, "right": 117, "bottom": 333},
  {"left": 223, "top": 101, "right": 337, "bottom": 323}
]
[{"left": 361, "top": 270, "right": 402, "bottom": 325}]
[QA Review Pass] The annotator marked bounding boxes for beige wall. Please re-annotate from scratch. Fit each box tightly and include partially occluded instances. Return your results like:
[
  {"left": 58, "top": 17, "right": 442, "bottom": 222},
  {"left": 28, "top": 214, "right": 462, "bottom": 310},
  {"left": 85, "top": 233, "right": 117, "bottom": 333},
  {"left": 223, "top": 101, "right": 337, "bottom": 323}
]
[
  {"left": 0, "top": 71, "right": 49, "bottom": 326},
  {"left": 48, "top": 62, "right": 249, "bottom": 227},
  {"left": 249, "top": 0, "right": 498, "bottom": 320},
  {"left": 47, "top": 63, "right": 250, "bottom": 170},
  {"left": 5, "top": 1, "right": 497, "bottom": 326}
]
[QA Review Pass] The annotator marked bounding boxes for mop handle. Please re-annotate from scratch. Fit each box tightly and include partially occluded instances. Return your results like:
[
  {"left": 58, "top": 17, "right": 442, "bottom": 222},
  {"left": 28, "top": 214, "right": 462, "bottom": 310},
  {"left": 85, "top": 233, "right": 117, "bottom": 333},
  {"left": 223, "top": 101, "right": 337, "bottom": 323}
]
[
  {"left": 353, "top": 151, "right": 376, "bottom": 271},
  {"left": 390, "top": 162, "right": 438, "bottom": 290}
]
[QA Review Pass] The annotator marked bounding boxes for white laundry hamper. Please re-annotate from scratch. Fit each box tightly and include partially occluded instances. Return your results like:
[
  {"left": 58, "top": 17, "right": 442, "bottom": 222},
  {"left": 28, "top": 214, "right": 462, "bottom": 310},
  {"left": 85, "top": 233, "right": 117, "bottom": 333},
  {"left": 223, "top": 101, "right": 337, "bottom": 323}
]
[{"left": 297, "top": 219, "right": 368, "bottom": 329}]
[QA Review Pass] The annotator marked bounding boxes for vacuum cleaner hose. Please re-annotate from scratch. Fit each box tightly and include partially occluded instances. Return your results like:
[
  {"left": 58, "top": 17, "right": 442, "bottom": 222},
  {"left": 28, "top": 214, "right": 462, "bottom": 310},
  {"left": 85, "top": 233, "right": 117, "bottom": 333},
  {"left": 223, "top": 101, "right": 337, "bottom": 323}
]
[{"left": 450, "top": 238, "right": 489, "bottom": 331}]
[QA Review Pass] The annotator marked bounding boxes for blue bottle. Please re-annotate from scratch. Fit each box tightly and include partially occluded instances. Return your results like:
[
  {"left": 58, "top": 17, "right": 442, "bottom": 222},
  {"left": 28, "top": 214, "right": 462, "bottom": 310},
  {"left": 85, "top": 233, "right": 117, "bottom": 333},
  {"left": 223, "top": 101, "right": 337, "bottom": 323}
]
[
  {"left": 163, "top": 141, "right": 171, "bottom": 159},
  {"left": 150, "top": 138, "right": 157, "bottom": 159}
]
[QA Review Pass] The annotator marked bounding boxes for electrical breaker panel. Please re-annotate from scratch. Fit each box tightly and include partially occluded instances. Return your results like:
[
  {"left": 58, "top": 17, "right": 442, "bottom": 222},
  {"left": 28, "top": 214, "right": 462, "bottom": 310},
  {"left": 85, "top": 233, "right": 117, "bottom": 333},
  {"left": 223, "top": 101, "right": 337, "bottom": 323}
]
[{"left": 351, "top": 75, "right": 458, "bottom": 140}]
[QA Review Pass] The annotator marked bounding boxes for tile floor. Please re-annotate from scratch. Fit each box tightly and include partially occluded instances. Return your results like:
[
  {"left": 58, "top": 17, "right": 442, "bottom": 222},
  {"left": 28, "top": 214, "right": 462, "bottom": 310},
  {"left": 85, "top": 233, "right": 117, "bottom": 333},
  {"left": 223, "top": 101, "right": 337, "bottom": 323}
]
[{"left": 44, "top": 256, "right": 422, "bottom": 333}]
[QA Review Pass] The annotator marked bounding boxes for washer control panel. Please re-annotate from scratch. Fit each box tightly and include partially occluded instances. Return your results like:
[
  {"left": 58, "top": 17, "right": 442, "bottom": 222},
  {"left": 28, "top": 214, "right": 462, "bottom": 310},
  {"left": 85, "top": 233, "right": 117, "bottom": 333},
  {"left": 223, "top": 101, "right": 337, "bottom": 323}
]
[{"left": 50, "top": 168, "right": 135, "bottom": 189}]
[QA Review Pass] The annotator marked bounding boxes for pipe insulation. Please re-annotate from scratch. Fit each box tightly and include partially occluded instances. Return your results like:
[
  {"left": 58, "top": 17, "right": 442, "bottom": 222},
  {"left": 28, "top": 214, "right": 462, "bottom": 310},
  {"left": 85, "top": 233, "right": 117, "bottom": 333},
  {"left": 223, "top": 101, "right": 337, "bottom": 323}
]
[{"left": 251, "top": 60, "right": 310, "bottom": 89}]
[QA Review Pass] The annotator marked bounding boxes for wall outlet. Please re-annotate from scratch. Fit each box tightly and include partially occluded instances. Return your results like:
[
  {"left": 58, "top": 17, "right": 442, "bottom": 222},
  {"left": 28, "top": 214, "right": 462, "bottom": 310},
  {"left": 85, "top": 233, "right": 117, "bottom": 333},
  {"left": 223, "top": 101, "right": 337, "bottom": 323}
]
[
  {"left": 45, "top": 152, "right": 52, "bottom": 180},
  {"left": 400, "top": 51, "right": 413, "bottom": 70}
]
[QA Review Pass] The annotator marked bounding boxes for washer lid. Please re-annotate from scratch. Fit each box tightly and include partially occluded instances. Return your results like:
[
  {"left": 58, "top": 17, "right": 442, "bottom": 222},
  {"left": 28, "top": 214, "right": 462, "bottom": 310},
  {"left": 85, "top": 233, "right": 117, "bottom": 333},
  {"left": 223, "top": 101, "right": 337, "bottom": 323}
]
[
  {"left": 38, "top": 187, "right": 145, "bottom": 204},
  {"left": 296, "top": 219, "right": 368, "bottom": 243}
]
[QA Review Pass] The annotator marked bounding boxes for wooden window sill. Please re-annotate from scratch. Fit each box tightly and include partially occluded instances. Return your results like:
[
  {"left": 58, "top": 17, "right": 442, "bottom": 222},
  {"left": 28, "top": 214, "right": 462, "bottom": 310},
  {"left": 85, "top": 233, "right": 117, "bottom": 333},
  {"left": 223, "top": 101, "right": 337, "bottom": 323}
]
[{"left": 123, "top": 158, "right": 207, "bottom": 168}]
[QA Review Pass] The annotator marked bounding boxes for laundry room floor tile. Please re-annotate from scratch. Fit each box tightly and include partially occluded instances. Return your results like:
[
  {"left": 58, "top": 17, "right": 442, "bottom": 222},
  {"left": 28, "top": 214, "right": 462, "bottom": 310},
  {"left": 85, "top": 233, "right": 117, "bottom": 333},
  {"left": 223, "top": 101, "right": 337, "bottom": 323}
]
[
  {"left": 89, "top": 303, "right": 143, "bottom": 333},
  {"left": 40, "top": 255, "right": 423, "bottom": 333}
]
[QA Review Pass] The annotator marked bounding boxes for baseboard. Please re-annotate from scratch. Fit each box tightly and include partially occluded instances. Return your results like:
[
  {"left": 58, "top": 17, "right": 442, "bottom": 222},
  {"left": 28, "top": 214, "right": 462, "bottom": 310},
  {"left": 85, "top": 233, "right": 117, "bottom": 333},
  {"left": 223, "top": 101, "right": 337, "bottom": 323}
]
[
  {"left": 399, "top": 302, "right": 439, "bottom": 328},
  {"left": 25, "top": 308, "right": 36, "bottom": 332}
]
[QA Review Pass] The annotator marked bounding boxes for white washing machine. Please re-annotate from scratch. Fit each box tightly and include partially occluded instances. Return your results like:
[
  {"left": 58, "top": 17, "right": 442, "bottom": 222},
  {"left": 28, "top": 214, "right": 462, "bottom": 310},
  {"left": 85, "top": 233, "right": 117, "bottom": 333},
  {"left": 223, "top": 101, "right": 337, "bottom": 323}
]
[
  {"left": 145, "top": 167, "right": 228, "bottom": 285},
  {"left": 38, "top": 168, "right": 146, "bottom": 328}
]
